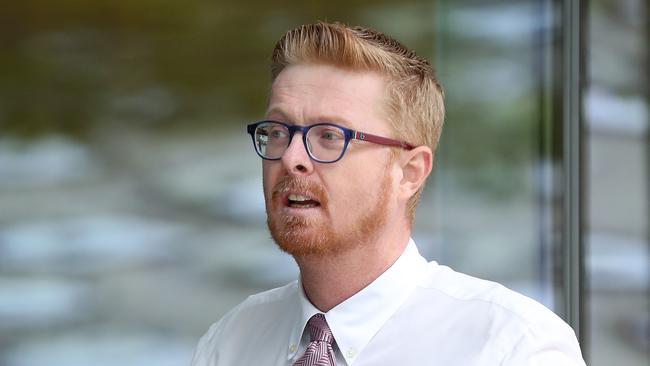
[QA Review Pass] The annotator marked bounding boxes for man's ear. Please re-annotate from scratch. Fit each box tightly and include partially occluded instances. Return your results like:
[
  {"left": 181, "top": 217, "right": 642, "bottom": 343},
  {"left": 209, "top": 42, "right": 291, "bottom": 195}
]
[{"left": 398, "top": 146, "right": 433, "bottom": 200}]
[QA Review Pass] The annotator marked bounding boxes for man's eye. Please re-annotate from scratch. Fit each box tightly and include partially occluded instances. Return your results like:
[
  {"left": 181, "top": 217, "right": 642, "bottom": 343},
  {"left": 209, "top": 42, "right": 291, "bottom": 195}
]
[
  {"left": 270, "top": 129, "right": 287, "bottom": 139},
  {"left": 321, "top": 130, "right": 343, "bottom": 140}
]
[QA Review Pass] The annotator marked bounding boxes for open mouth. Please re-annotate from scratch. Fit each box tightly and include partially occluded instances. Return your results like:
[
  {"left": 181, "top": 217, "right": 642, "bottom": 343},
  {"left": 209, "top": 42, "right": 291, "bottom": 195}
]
[{"left": 286, "top": 193, "right": 321, "bottom": 209}]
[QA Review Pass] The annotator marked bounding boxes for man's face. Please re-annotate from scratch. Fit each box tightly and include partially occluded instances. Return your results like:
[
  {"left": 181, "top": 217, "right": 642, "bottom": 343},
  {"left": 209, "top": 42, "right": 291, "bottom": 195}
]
[{"left": 263, "top": 64, "right": 399, "bottom": 257}]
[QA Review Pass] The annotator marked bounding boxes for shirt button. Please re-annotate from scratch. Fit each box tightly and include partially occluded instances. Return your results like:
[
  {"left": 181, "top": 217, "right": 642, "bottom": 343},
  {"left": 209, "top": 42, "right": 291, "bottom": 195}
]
[
  {"left": 346, "top": 348, "right": 357, "bottom": 358},
  {"left": 288, "top": 344, "right": 297, "bottom": 354}
]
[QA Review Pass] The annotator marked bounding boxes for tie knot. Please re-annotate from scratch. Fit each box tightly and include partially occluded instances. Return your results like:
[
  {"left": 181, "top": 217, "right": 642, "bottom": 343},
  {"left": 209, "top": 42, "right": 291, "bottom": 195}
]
[{"left": 307, "top": 314, "right": 334, "bottom": 344}]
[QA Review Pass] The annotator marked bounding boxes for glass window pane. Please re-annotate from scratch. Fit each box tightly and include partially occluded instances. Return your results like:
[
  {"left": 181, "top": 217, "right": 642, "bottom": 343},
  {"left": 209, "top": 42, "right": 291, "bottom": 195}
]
[
  {"left": 423, "top": 0, "right": 561, "bottom": 312},
  {"left": 585, "top": 0, "right": 650, "bottom": 365},
  {"left": 2, "top": 1, "right": 647, "bottom": 365}
]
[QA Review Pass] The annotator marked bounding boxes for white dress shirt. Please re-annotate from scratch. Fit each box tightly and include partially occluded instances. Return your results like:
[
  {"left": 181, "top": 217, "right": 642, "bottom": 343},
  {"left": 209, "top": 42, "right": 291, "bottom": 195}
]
[{"left": 192, "top": 239, "right": 586, "bottom": 365}]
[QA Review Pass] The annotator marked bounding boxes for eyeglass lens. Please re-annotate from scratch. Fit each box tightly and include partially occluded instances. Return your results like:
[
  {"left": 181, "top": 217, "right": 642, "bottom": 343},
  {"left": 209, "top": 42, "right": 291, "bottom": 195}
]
[{"left": 253, "top": 122, "right": 346, "bottom": 162}]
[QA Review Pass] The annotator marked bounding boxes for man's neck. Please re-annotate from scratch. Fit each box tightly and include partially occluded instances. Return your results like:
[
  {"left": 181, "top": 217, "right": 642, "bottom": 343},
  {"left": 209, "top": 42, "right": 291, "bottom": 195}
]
[{"left": 295, "top": 231, "right": 410, "bottom": 313}]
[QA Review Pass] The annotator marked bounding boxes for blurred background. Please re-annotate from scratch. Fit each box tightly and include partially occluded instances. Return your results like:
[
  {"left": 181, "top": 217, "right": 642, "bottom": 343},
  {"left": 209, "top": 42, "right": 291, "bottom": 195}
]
[{"left": 0, "top": 0, "right": 647, "bottom": 365}]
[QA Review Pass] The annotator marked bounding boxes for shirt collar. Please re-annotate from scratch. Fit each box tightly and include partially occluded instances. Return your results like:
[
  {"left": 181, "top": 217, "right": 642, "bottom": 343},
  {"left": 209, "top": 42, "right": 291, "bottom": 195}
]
[{"left": 287, "top": 238, "right": 428, "bottom": 364}]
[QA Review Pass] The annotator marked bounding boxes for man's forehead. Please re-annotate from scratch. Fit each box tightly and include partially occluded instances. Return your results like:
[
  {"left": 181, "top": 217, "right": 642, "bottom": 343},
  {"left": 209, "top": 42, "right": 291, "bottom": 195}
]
[
  {"left": 271, "top": 64, "right": 386, "bottom": 89},
  {"left": 266, "top": 64, "right": 389, "bottom": 123}
]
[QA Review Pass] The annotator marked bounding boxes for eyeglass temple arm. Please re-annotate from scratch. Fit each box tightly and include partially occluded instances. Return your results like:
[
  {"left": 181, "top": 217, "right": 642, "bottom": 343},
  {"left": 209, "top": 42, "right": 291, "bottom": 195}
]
[{"left": 353, "top": 131, "right": 415, "bottom": 150}]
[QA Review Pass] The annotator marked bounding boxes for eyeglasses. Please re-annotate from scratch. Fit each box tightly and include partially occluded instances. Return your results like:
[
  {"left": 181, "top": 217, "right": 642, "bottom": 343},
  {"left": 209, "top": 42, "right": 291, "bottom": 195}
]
[{"left": 247, "top": 120, "right": 415, "bottom": 163}]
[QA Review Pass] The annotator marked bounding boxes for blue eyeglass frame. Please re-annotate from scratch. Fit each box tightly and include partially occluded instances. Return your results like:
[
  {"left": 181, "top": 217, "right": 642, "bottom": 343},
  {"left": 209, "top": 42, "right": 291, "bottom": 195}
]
[{"left": 246, "top": 120, "right": 415, "bottom": 163}]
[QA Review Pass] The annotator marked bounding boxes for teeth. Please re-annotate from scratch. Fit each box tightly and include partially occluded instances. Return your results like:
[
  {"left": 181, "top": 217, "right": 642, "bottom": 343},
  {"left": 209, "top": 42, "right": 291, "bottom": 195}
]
[{"left": 288, "top": 194, "right": 311, "bottom": 202}]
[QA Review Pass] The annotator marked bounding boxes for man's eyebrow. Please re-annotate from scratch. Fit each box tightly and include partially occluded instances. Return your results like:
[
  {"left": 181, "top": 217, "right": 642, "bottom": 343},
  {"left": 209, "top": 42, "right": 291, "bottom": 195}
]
[
  {"left": 265, "top": 108, "right": 353, "bottom": 128},
  {"left": 312, "top": 115, "right": 353, "bottom": 128},
  {"left": 265, "top": 107, "right": 291, "bottom": 121}
]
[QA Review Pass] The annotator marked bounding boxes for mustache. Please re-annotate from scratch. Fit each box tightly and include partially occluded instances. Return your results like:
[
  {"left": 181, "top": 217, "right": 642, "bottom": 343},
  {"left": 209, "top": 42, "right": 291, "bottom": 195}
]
[{"left": 271, "top": 176, "right": 328, "bottom": 205}]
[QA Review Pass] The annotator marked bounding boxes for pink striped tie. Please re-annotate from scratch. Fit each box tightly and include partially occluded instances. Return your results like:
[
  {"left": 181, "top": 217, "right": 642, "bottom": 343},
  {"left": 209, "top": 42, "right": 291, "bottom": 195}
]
[{"left": 293, "top": 314, "right": 337, "bottom": 366}]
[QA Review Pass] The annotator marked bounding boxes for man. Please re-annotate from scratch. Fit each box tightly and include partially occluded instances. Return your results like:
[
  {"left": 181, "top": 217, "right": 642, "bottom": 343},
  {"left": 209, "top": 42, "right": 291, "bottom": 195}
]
[{"left": 192, "top": 22, "right": 586, "bottom": 365}]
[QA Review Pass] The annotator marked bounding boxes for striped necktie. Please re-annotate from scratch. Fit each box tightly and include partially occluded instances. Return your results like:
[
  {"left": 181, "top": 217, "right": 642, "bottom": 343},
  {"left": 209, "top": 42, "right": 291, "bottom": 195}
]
[{"left": 293, "top": 313, "right": 337, "bottom": 366}]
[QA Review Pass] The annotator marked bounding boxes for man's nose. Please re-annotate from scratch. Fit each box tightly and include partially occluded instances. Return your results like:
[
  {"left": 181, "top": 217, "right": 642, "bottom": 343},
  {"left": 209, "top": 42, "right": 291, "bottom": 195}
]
[{"left": 280, "top": 132, "right": 314, "bottom": 175}]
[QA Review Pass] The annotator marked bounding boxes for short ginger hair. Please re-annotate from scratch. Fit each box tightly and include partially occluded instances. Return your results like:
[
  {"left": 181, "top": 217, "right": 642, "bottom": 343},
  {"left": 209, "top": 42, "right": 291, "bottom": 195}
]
[{"left": 270, "top": 21, "right": 445, "bottom": 223}]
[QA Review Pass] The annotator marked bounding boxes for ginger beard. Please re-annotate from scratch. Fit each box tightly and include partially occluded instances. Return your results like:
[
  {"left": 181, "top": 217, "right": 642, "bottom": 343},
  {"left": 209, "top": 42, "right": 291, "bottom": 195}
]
[{"left": 265, "top": 165, "right": 393, "bottom": 258}]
